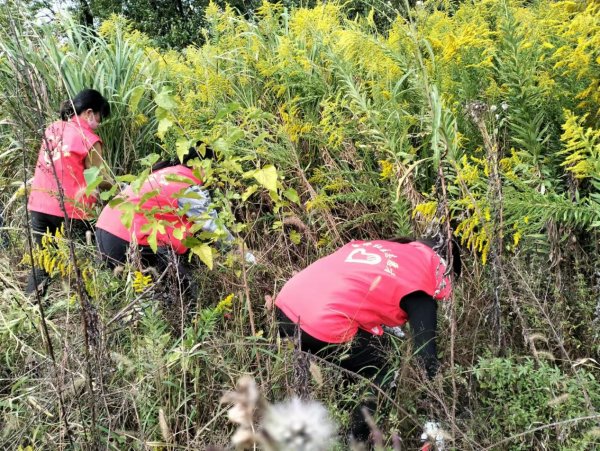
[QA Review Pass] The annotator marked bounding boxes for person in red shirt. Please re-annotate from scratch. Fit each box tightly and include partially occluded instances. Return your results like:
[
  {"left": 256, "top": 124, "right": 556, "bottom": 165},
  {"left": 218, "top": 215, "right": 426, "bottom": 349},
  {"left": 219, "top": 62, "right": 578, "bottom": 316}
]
[
  {"left": 26, "top": 88, "right": 112, "bottom": 295},
  {"left": 96, "top": 145, "right": 254, "bottom": 298},
  {"left": 275, "top": 237, "right": 461, "bottom": 442}
]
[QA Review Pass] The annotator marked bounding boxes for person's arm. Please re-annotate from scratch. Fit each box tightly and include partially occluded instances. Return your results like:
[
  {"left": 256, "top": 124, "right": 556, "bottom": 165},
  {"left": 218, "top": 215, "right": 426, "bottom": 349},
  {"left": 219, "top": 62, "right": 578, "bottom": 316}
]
[
  {"left": 178, "top": 186, "right": 235, "bottom": 243},
  {"left": 179, "top": 186, "right": 256, "bottom": 263},
  {"left": 400, "top": 291, "right": 439, "bottom": 379},
  {"left": 85, "top": 142, "right": 113, "bottom": 191}
]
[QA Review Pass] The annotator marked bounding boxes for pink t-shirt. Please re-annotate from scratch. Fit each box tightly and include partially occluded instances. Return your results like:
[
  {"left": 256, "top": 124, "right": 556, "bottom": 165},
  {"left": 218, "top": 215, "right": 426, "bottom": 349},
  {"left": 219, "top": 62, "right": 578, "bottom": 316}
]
[
  {"left": 28, "top": 118, "right": 101, "bottom": 219},
  {"left": 275, "top": 240, "right": 452, "bottom": 343}
]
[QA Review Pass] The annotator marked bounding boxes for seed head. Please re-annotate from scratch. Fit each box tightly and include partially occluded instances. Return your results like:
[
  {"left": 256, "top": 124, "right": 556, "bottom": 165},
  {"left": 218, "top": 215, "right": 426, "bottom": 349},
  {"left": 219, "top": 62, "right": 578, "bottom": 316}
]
[{"left": 262, "top": 397, "right": 337, "bottom": 451}]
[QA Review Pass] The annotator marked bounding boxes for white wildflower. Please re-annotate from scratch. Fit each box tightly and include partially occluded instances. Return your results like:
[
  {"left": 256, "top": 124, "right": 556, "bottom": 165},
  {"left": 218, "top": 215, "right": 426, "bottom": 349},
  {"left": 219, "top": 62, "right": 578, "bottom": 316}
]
[
  {"left": 262, "top": 397, "right": 337, "bottom": 451},
  {"left": 501, "top": 101, "right": 509, "bottom": 111},
  {"left": 490, "top": 104, "right": 498, "bottom": 113}
]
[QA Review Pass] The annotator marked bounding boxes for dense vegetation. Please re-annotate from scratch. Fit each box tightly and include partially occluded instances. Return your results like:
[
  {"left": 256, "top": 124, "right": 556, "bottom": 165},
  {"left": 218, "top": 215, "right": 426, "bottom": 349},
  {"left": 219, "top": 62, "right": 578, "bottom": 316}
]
[{"left": 0, "top": 0, "right": 599, "bottom": 449}]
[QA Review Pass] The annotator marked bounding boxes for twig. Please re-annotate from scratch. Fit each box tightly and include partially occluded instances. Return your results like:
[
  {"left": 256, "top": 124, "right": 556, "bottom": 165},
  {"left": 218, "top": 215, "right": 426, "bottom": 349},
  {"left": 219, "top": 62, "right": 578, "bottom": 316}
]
[
  {"left": 7, "top": 25, "right": 101, "bottom": 442},
  {"left": 106, "top": 264, "right": 172, "bottom": 327},
  {"left": 7, "top": 14, "right": 74, "bottom": 446},
  {"left": 483, "top": 414, "right": 600, "bottom": 450}
]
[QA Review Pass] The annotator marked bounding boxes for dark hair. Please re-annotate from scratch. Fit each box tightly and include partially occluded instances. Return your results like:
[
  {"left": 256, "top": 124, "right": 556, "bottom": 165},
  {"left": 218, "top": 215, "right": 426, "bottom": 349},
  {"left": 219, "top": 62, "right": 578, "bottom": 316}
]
[
  {"left": 387, "top": 236, "right": 462, "bottom": 278},
  {"left": 151, "top": 141, "right": 215, "bottom": 172},
  {"left": 59, "top": 89, "right": 111, "bottom": 121}
]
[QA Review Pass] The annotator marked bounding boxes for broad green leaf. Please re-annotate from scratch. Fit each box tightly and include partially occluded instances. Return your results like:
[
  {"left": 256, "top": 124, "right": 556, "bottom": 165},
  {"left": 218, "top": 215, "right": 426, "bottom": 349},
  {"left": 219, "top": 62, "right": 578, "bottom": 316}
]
[
  {"left": 155, "top": 88, "right": 178, "bottom": 110},
  {"left": 282, "top": 187, "right": 300, "bottom": 204},
  {"left": 129, "top": 85, "right": 145, "bottom": 114},
  {"left": 191, "top": 243, "right": 213, "bottom": 270},
  {"left": 253, "top": 165, "right": 278, "bottom": 192},
  {"left": 228, "top": 127, "right": 245, "bottom": 145},
  {"left": 176, "top": 138, "right": 192, "bottom": 163},
  {"left": 139, "top": 154, "right": 160, "bottom": 168},
  {"left": 215, "top": 102, "right": 241, "bottom": 121},
  {"left": 155, "top": 106, "right": 169, "bottom": 121},
  {"left": 211, "top": 138, "right": 229, "bottom": 154},
  {"left": 157, "top": 118, "right": 174, "bottom": 140},
  {"left": 241, "top": 184, "right": 259, "bottom": 201},
  {"left": 84, "top": 166, "right": 101, "bottom": 185},
  {"left": 83, "top": 167, "right": 103, "bottom": 195},
  {"left": 252, "top": 131, "right": 270, "bottom": 147},
  {"left": 137, "top": 190, "right": 160, "bottom": 206},
  {"left": 172, "top": 227, "right": 184, "bottom": 240}
]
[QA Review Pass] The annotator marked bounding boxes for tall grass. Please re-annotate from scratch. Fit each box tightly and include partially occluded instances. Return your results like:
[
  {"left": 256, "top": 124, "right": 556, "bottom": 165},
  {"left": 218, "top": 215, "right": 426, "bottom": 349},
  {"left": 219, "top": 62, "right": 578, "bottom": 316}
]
[
  {"left": 0, "top": 9, "right": 164, "bottom": 174},
  {"left": 0, "top": 0, "right": 599, "bottom": 449}
]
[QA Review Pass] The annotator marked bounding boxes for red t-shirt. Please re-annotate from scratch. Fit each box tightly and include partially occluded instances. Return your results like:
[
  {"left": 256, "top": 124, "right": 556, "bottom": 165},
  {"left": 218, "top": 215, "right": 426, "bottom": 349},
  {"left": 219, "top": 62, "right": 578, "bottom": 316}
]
[
  {"left": 28, "top": 118, "right": 101, "bottom": 219},
  {"left": 96, "top": 165, "right": 201, "bottom": 254},
  {"left": 275, "top": 240, "right": 452, "bottom": 343}
]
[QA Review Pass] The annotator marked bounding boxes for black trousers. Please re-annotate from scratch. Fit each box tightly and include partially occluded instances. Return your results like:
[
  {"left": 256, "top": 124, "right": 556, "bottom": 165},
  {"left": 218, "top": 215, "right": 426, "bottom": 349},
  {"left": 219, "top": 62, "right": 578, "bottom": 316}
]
[
  {"left": 276, "top": 307, "right": 391, "bottom": 441},
  {"left": 96, "top": 228, "right": 195, "bottom": 299},
  {"left": 26, "top": 210, "right": 91, "bottom": 294}
]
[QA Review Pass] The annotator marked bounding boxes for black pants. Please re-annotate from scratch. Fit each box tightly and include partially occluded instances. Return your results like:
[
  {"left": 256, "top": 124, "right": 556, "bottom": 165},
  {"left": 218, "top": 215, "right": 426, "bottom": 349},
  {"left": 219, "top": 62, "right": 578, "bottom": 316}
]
[
  {"left": 96, "top": 228, "right": 195, "bottom": 299},
  {"left": 276, "top": 307, "right": 391, "bottom": 441},
  {"left": 26, "top": 211, "right": 91, "bottom": 294}
]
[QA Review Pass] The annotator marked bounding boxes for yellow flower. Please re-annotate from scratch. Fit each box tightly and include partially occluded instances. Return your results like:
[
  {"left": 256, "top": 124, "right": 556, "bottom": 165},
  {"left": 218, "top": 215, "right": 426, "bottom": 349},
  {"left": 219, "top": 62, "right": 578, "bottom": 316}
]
[
  {"left": 132, "top": 271, "right": 152, "bottom": 293},
  {"left": 215, "top": 293, "right": 235, "bottom": 313},
  {"left": 378, "top": 160, "right": 395, "bottom": 180}
]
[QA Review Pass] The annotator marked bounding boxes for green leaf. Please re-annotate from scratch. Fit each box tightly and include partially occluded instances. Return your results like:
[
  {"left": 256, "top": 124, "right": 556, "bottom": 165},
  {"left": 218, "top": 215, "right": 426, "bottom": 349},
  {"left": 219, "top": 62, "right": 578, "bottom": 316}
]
[
  {"left": 129, "top": 85, "right": 145, "bottom": 114},
  {"left": 155, "top": 88, "right": 178, "bottom": 110},
  {"left": 211, "top": 138, "right": 229, "bottom": 154},
  {"left": 228, "top": 127, "right": 245, "bottom": 145},
  {"left": 215, "top": 102, "right": 241, "bottom": 121},
  {"left": 116, "top": 174, "right": 138, "bottom": 183},
  {"left": 99, "top": 184, "right": 118, "bottom": 201},
  {"left": 282, "top": 187, "right": 300, "bottom": 204},
  {"left": 84, "top": 166, "right": 101, "bottom": 185},
  {"left": 131, "top": 170, "right": 150, "bottom": 194},
  {"left": 121, "top": 207, "right": 134, "bottom": 229},
  {"left": 289, "top": 229, "right": 301, "bottom": 245},
  {"left": 147, "top": 228, "right": 158, "bottom": 253},
  {"left": 176, "top": 138, "right": 193, "bottom": 163},
  {"left": 139, "top": 154, "right": 160, "bottom": 168},
  {"left": 157, "top": 118, "right": 174, "bottom": 140},
  {"left": 172, "top": 227, "right": 184, "bottom": 240},
  {"left": 241, "top": 184, "right": 259, "bottom": 201},
  {"left": 83, "top": 167, "right": 103, "bottom": 195},
  {"left": 191, "top": 243, "right": 213, "bottom": 270},
  {"left": 155, "top": 106, "right": 169, "bottom": 121},
  {"left": 252, "top": 165, "right": 278, "bottom": 193},
  {"left": 252, "top": 131, "right": 271, "bottom": 147}
]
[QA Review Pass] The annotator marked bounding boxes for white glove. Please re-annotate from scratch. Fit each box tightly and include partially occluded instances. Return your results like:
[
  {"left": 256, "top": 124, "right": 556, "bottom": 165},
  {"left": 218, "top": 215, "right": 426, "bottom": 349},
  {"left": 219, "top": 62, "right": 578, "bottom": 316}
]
[
  {"left": 244, "top": 252, "right": 256, "bottom": 265},
  {"left": 420, "top": 420, "right": 445, "bottom": 450},
  {"left": 383, "top": 325, "right": 406, "bottom": 338}
]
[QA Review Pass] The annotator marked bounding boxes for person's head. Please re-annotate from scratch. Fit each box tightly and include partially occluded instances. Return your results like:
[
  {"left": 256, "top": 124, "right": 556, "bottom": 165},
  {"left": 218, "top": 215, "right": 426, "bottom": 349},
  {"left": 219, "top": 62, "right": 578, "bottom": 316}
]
[
  {"left": 60, "top": 89, "right": 111, "bottom": 129},
  {"left": 387, "top": 236, "right": 462, "bottom": 278},
  {"left": 183, "top": 141, "right": 215, "bottom": 165},
  {"left": 151, "top": 141, "right": 215, "bottom": 172}
]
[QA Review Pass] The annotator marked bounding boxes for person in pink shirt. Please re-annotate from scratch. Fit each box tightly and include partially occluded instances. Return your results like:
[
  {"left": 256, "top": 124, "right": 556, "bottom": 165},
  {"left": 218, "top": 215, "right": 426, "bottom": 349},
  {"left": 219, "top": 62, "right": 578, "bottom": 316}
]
[
  {"left": 96, "top": 144, "right": 255, "bottom": 300},
  {"left": 275, "top": 237, "right": 461, "bottom": 443},
  {"left": 26, "top": 88, "right": 112, "bottom": 295}
]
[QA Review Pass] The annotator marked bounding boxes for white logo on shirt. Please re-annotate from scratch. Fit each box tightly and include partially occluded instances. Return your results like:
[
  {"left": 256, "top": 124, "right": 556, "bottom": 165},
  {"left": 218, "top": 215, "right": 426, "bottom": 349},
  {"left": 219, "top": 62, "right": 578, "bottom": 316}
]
[{"left": 345, "top": 248, "right": 382, "bottom": 265}]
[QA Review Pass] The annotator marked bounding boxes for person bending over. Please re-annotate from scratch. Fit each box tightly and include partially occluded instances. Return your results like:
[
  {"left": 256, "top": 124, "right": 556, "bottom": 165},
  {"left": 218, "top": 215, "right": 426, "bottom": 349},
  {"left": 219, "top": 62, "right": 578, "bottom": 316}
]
[
  {"left": 96, "top": 145, "right": 253, "bottom": 298},
  {"left": 275, "top": 237, "right": 461, "bottom": 443}
]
